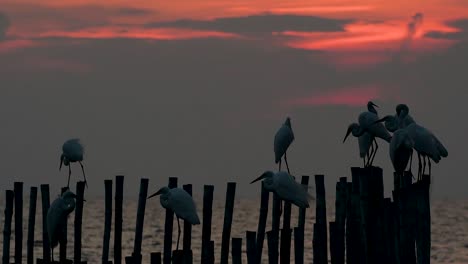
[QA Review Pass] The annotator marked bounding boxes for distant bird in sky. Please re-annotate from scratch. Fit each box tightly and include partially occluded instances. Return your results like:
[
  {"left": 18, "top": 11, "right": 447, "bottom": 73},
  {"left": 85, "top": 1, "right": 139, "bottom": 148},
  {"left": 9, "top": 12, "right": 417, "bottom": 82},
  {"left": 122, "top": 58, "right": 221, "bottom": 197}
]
[
  {"left": 375, "top": 108, "right": 448, "bottom": 179},
  {"left": 60, "top": 139, "right": 88, "bottom": 188},
  {"left": 343, "top": 101, "right": 391, "bottom": 167},
  {"left": 47, "top": 190, "right": 79, "bottom": 261},
  {"left": 250, "top": 171, "right": 312, "bottom": 209},
  {"left": 148, "top": 187, "right": 200, "bottom": 250},
  {"left": 389, "top": 129, "right": 414, "bottom": 179},
  {"left": 274, "top": 117, "right": 294, "bottom": 174}
]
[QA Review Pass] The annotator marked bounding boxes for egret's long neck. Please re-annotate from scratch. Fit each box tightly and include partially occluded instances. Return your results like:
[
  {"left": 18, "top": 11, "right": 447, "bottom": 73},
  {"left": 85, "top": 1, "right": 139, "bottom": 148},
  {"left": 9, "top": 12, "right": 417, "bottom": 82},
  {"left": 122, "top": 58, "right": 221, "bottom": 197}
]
[{"left": 368, "top": 105, "right": 378, "bottom": 114}]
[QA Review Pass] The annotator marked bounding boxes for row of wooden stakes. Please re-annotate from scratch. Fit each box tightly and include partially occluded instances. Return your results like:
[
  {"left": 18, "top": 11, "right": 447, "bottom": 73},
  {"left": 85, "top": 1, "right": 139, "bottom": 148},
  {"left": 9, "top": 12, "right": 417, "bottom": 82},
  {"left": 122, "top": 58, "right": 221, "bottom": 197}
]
[{"left": 1, "top": 166, "right": 431, "bottom": 264}]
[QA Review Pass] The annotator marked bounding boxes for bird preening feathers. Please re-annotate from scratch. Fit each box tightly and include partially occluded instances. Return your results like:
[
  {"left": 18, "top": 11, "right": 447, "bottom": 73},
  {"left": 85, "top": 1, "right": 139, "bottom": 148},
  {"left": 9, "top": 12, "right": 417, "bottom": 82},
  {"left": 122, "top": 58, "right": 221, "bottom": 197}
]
[{"left": 60, "top": 138, "right": 88, "bottom": 188}]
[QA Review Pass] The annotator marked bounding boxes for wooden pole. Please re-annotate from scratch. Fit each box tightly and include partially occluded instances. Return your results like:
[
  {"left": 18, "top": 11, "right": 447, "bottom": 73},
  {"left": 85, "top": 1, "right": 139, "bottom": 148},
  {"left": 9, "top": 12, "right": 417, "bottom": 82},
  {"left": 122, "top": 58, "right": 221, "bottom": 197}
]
[
  {"left": 313, "top": 174, "right": 327, "bottom": 264},
  {"left": 266, "top": 231, "right": 277, "bottom": 264},
  {"left": 255, "top": 182, "right": 269, "bottom": 264},
  {"left": 231, "top": 238, "right": 242, "bottom": 264},
  {"left": 27, "top": 187, "right": 37, "bottom": 264},
  {"left": 246, "top": 231, "right": 256, "bottom": 264},
  {"left": 183, "top": 184, "right": 193, "bottom": 253},
  {"left": 269, "top": 193, "right": 281, "bottom": 264},
  {"left": 329, "top": 221, "right": 338, "bottom": 264},
  {"left": 334, "top": 177, "right": 347, "bottom": 264},
  {"left": 201, "top": 185, "right": 214, "bottom": 264},
  {"left": 220, "top": 182, "right": 236, "bottom": 264},
  {"left": 132, "top": 178, "right": 149, "bottom": 264},
  {"left": 280, "top": 195, "right": 292, "bottom": 264},
  {"left": 415, "top": 175, "right": 431, "bottom": 264},
  {"left": 74, "top": 181, "right": 86, "bottom": 264},
  {"left": 40, "top": 184, "right": 51, "bottom": 263},
  {"left": 207, "top": 241, "right": 215, "bottom": 264},
  {"left": 102, "top": 180, "right": 113, "bottom": 264},
  {"left": 59, "top": 187, "right": 69, "bottom": 263},
  {"left": 150, "top": 253, "right": 161, "bottom": 264},
  {"left": 295, "top": 176, "right": 309, "bottom": 264},
  {"left": 114, "top": 175, "right": 125, "bottom": 264},
  {"left": 14, "top": 182, "right": 24, "bottom": 264},
  {"left": 2, "top": 190, "right": 14, "bottom": 264},
  {"left": 163, "top": 177, "right": 178, "bottom": 264},
  {"left": 171, "top": 251, "right": 184, "bottom": 264}
]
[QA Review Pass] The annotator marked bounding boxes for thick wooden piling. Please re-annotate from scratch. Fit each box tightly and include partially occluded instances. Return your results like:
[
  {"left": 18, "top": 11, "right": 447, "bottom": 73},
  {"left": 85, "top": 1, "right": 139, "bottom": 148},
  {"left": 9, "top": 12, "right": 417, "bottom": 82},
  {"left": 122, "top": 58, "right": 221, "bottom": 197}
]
[
  {"left": 2, "top": 190, "right": 14, "bottom": 264},
  {"left": 231, "top": 238, "right": 242, "bottom": 264},
  {"left": 14, "top": 182, "right": 23, "bottom": 264},
  {"left": 114, "top": 175, "right": 125, "bottom": 264},
  {"left": 182, "top": 184, "right": 193, "bottom": 253},
  {"left": 27, "top": 187, "right": 37, "bottom": 264},
  {"left": 246, "top": 231, "right": 256, "bottom": 264},
  {"left": 269, "top": 193, "right": 281, "bottom": 264},
  {"left": 102, "top": 180, "right": 113, "bottom": 264},
  {"left": 313, "top": 174, "right": 327, "bottom": 264},
  {"left": 280, "top": 196, "right": 292, "bottom": 264},
  {"left": 150, "top": 253, "right": 161, "bottom": 264},
  {"left": 201, "top": 185, "right": 214, "bottom": 264},
  {"left": 171, "top": 250, "right": 184, "bottom": 264},
  {"left": 415, "top": 175, "right": 431, "bottom": 264},
  {"left": 132, "top": 178, "right": 149, "bottom": 264},
  {"left": 220, "top": 182, "right": 236, "bottom": 264},
  {"left": 294, "top": 176, "right": 309, "bottom": 264},
  {"left": 40, "top": 184, "right": 51, "bottom": 263},
  {"left": 74, "top": 181, "right": 86, "bottom": 264},
  {"left": 334, "top": 177, "right": 347, "bottom": 264},
  {"left": 255, "top": 182, "right": 269, "bottom": 264},
  {"left": 266, "top": 231, "right": 277, "bottom": 264},
  {"left": 163, "top": 177, "right": 177, "bottom": 264},
  {"left": 59, "top": 187, "right": 69, "bottom": 263},
  {"left": 329, "top": 221, "right": 338, "bottom": 264},
  {"left": 382, "top": 198, "right": 397, "bottom": 264}
]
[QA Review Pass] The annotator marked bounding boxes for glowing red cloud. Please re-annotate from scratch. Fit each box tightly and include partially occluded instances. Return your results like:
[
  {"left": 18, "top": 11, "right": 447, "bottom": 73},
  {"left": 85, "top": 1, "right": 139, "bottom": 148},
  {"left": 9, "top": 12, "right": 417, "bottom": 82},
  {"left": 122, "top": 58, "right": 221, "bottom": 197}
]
[
  {"left": 289, "top": 86, "right": 381, "bottom": 107},
  {"left": 0, "top": 40, "right": 38, "bottom": 53}
]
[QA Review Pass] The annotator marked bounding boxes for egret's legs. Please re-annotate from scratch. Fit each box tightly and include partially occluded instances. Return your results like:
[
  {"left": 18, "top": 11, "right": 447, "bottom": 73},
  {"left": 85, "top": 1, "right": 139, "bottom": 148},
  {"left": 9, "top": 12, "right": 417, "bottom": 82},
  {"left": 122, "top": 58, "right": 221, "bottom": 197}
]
[
  {"left": 422, "top": 155, "right": 427, "bottom": 181},
  {"left": 428, "top": 158, "right": 432, "bottom": 177},
  {"left": 284, "top": 152, "right": 291, "bottom": 174},
  {"left": 79, "top": 161, "right": 88, "bottom": 188},
  {"left": 366, "top": 142, "right": 374, "bottom": 167},
  {"left": 417, "top": 152, "right": 422, "bottom": 180},
  {"left": 51, "top": 248, "right": 54, "bottom": 262},
  {"left": 176, "top": 217, "right": 181, "bottom": 250},
  {"left": 369, "top": 139, "right": 379, "bottom": 166},
  {"left": 278, "top": 160, "right": 282, "bottom": 172},
  {"left": 68, "top": 165, "right": 72, "bottom": 188}
]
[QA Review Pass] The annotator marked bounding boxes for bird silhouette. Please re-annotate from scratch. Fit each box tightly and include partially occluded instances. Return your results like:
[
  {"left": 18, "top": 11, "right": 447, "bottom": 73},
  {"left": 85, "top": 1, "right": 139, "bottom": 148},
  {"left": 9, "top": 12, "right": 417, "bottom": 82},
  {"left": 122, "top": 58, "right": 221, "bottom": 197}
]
[
  {"left": 250, "top": 171, "right": 312, "bottom": 209},
  {"left": 274, "top": 117, "right": 295, "bottom": 174},
  {"left": 390, "top": 129, "right": 415, "bottom": 180},
  {"left": 148, "top": 187, "right": 200, "bottom": 250},
  {"left": 60, "top": 139, "right": 88, "bottom": 188}
]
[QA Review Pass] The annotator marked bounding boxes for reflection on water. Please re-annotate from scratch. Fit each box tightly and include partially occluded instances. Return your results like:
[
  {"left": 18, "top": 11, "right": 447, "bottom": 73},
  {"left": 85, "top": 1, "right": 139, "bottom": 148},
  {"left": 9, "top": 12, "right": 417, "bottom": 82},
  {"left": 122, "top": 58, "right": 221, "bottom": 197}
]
[{"left": 0, "top": 197, "right": 467, "bottom": 263}]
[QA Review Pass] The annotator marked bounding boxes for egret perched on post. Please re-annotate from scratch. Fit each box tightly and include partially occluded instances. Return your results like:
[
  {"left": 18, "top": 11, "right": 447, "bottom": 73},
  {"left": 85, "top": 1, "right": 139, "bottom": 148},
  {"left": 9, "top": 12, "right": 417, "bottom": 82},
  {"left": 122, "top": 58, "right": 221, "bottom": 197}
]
[
  {"left": 250, "top": 171, "right": 312, "bottom": 208},
  {"left": 343, "top": 101, "right": 391, "bottom": 167},
  {"left": 47, "top": 190, "right": 79, "bottom": 261},
  {"left": 375, "top": 111, "right": 448, "bottom": 180},
  {"left": 274, "top": 117, "right": 294, "bottom": 173},
  {"left": 389, "top": 129, "right": 414, "bottom": 177},
  {"left": 148, "top": 187, "right": 200, "bottom": 250},
  {"left": 60, "top": 139, "right": 88, "bottom": 188}
]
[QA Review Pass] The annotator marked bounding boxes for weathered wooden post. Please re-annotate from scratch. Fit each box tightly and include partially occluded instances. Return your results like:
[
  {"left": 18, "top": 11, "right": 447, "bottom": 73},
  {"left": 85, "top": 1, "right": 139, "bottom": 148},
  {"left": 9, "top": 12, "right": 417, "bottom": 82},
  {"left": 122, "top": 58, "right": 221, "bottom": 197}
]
[
  {"left": 59, "top": 187, "right": 69, "bottom": 263},
  {"left": 201, "top": 185, "right": 214, "bottom": 264},
  {"left": 220, "top": 182, "right": 236, "bottom": 264},
  {"left": 14, "top": 182, "right": 23, "bottom": 264},
  {"left": 382, "top": 198, "right": 397, "bottom": 264},
  {"left": 150, "top": 253, "right": 161, "bottom": 264},
  {"left": 2, "top": 190, "right": 14, "bottom": 264},
  {"left": 280, "top": 198, "right": 292, "bottom": 264},
  {"left": 266, "top": 231, "right": 277, "bottom": 264},
  {"left": 329, "top": 221, "right": 338, "bottom": 264},
  {"left": 102, "top": 180, "right": 113, "bottom": 264},
  {"left": 246, "top": 231, "right": 256, "bottom": 264},
  {"left": 74, "top": 181, "right": 86, "bottom": 264},
  {"left": 415, "top": 175, "right": 431, "bottom": 264},
  {"left": 27, "top": 187, "right": 37, "bottom": 264},
  {"left": 114, "top": 175, "right": 125, "bottom": 264},
  {"left": 255, "top": 182, "right": 269, "bottom": 264},
  {"left": 231, "top": 238, "right": 242, "bottom": 264},
  {"left": 163, "top": 177, "right": 177, "bottom": 264},
  {"left": 182, "top": 184, "right": 193, "bottom": 263},
  {"left": 131, "top": 178, "right": 149, "bottom": 264},
  {"left": 40, "top": 184, "right": 51, "bottom": 263},
  {"left": 269, "top": 193, "right": 281, "bottom": 264},
  {"left": 294, "top": 176, "right": 309, "bottom": 264},
  {"left": 334, "top": 177, "right": 347, "bottom": 264},
  {"left": 313, "top": 174, "right": 327, "bottom": 264}
]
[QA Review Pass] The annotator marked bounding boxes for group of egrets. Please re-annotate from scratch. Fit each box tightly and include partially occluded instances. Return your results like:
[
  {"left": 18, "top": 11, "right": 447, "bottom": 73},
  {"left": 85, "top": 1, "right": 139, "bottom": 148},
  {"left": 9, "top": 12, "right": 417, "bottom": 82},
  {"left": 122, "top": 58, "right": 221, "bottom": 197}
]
[
  {"left": 48, "top": 102, "right": 447, "bottom": 260},
  {"left": 343, "top": 101, "right": 448, "bottom": 180}
]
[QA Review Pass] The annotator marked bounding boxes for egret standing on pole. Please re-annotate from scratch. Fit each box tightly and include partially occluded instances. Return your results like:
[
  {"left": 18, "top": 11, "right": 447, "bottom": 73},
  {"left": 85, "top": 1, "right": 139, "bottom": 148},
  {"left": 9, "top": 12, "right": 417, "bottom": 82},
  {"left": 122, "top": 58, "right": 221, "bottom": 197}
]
[
  {"left": 389, "top": 129, "right": 414, "bottom": 178},
  {"left": 148, "top": 187, "right": 200, "bottom": 250},
  {"left": 47, "top": 191, "right": 79, "bottom": 262},
  {"left": 60, "top": 139, "right": 88, "bottom": 188},
  {"left": 250, "top": 171, "right": 312, "bottom": 209},
  {"left": 274, "top": 117, "right": 294, "bottom": 173}
]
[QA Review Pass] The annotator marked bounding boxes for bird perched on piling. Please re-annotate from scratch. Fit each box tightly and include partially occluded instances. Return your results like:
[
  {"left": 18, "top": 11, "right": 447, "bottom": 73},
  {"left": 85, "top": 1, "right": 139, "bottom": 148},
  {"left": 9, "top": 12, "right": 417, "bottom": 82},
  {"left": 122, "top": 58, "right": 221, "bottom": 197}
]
[
  {"left": 389, "top": 129, "right": 415, "bottom": 178},
  {"left": 47, "top": 190, "right": 79, "bottom": 261},
  {"left": 60, "top": 138, "right": 88, "bottom": 188},
  {"left": 274, "top": 117, "right": 294, "bottom": 173},
  {"left": 148, "top": 187, "right": 200, "bottom": 250},
  {"left": 343, "top": 101, "right": 391, "bottom": 167},
  {"left": 250, "top": 171, "right": 312, "bottom": 208},
  {"left": 375, "top": 106, "right": 448, "bottom": 179}
]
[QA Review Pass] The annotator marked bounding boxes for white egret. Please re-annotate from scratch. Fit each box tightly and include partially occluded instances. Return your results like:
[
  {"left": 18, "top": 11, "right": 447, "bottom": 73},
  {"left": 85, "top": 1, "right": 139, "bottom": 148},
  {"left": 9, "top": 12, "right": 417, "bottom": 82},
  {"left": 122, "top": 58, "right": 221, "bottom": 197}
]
[
  {"left": 274, "top": 117, "right": 294, "bottom": 173},
  {"left": 148, "top": 187, "right": 200, "bottom": 250},
  {"left": 60, "top": 139, "right": 88, "bottom": 188},
  {"left": 250, "top": 171, "right": 312, "bottom": 209},
  {"left": 390, "top": 129, "right": 414, "bottom": 177},
  {"left": 343, "top": 101, "right": 391, "bottom": 167},
  {"left": 47, "top": 190, "right": 79, "bottom": 261},
  {"left": 375, "top": 112, "right": 448, "bottom": 180}
]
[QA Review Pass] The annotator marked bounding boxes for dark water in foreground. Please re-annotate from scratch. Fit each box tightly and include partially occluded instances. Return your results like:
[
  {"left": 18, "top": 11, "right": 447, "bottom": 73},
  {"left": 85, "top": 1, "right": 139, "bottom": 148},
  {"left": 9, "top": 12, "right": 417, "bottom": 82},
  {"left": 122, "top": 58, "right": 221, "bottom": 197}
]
[{"left": 1, "top": 198, "right": 467, "bottom": 263}]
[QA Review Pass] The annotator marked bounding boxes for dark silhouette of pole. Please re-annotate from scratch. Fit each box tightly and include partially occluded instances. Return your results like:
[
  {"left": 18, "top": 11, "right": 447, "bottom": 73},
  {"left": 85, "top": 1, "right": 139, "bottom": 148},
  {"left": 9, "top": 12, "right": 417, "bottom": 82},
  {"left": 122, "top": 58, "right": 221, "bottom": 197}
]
[
  {"left": 14, "top": 182, "right": 24, "bottom": 264},
  {"left": 102, "top": 180, "right": 113, "bottom": 264},
  {"left": 74, "top": 181, "right": 86, "bottom": 264},
  {"left": 220, "top": 182, "right": 236, "bottom": 264},
  {"left": 201, "top": 185, "right": 214, "bottom": 264},
  {"left": 2, "top": 190, "right": 14, "bottom": 264},
  {"left": 246, "top": 231, "right": 256, "bottom": 264},
  {"left": 40, "top": 184, "right": 51, "bottom": 263},
  {"left": 255, "top": 182, "right": 269, "bottom": 264},
  {"left": 114, "top": 175, "right": 125, "bottom": 264},
  {"left": 150, "top": 253, "right": 161, "bottom": 264},
  {"left": 313, "top": 175, "right": 327, "bottom": 264},
  {"left": 27, "top": 187, "right": 37, "bottom": 264},
  {"left": 132, "top": 178, "right": 149, "bottom": 264},
  {"left": 231, "top": 238, "right": 242, "bottom": 264},
  {"left": 163, "top": 177, "right": 177, "bottom": 264}
]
